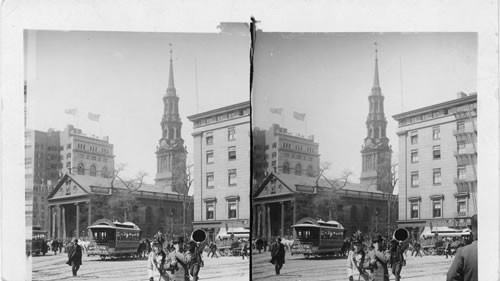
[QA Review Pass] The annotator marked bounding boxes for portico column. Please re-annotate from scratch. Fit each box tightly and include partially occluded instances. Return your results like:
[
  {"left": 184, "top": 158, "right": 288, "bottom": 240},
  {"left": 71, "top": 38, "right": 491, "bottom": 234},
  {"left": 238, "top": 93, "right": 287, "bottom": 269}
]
[
  {"left": 257, "top": 205, "right": 261, "bottom": 238},
  {"left": 62, "top": 206, "right": 66, "bottom": 240},
  {"left": 88, "top": 200, "right": 92, "bottom": 228},
  {"left": 57, "top": 205, "right": 62, "bottom": 239},
  {"left": 75, "top": 203, "right": 80, "bottom": 238},
  {"left": 267, "top": 205, "right": 271, "bottom": 240},
  {"left": 292, "top": 199, "right": 297, "bottom": 239},
  {"left": 280, "top": 202, "right": 285, "bottom": 238}
]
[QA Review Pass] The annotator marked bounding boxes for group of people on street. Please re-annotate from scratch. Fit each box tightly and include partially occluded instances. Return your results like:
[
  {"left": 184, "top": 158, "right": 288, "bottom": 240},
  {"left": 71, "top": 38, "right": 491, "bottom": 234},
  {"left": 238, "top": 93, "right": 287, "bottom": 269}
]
[
  {"left": 146, "top": 231, "right": 206, "bottom": 281},
  {"left": 346, "top": 234, "right": 406, "bottom": 281}
]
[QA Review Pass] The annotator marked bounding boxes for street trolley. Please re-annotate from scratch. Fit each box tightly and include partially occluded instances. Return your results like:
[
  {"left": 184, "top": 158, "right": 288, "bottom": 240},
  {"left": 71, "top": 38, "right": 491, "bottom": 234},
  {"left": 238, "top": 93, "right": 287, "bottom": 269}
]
[
  {"left": 87, "top": 219, "right": 141, "bottom": 260},
  {"left": 32, "top": 226, "right": 48, "bottom": 256},
  {"left": 291, "top": 217, "right": 345, "bottom": 258}
]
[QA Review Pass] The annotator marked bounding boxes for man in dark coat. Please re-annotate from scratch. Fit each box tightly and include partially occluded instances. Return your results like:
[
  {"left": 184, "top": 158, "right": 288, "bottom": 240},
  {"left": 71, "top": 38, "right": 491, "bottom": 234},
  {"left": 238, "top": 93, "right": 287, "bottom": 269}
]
[
  {"left": 367, "top": 234, "right": 390, "bottom": 281},
  {"left": 389, "top": 239, "right": 406, "bottom": 281},
  {"left": 270, "top": 238, "right": 286, "bottom": 275},
  {"left": 66, "top": 238, "right": 83, "bottom": 277},
  {"left": 256, "top": 238, "right": 263, "bottom": 254},
  {"left": 447, "top": 214, "right": 478, "bottom": 281}
]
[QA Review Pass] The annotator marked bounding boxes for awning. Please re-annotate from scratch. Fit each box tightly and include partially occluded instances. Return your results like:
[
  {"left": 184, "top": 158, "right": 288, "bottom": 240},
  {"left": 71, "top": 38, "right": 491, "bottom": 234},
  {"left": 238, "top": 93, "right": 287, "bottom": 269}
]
[
  {"left": 216, "top": 227, "right": 249, "bottom": 239},
  {"left": 420, "top": 226, "right": 471, "bottom": 238}
]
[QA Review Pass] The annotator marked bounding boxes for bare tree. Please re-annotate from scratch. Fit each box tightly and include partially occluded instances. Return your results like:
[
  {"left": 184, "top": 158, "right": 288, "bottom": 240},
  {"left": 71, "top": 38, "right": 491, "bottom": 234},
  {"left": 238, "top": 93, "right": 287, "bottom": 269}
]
[{"left": 110, "top": 163, "right": 148, "bottom": 192}]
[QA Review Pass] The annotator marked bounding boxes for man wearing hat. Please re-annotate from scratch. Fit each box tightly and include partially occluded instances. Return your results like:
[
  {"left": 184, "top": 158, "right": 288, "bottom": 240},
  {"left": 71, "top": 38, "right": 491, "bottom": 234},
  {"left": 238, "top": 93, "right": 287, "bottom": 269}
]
[
  {"left": 66, "top": 238, "right": 83, "bottom": 277},
  {"left": 367, "top": 234, "right": 391, "bottom": 281},
  {"left": 346, "top": 237, "right": 370, "bottom": 281},
  {"left": 446, "top": 214, "right": 478, "bottom": 281},
  {"left": 147, "top": 240, "right": 177, "bottom": 281},
  {"left": 389, "top": 239, "right": 406, "bottom": 281}
]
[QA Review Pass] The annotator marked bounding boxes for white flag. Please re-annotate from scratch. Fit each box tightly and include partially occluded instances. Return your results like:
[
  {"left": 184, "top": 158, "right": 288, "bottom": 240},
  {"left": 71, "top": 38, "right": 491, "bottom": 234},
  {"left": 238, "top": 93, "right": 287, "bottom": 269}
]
[
  {"left": 88, "top": 112, "right": 100, "bottom": 122},
  {"left": 64, "top": 108, "right": 77, "bottom": 115}
]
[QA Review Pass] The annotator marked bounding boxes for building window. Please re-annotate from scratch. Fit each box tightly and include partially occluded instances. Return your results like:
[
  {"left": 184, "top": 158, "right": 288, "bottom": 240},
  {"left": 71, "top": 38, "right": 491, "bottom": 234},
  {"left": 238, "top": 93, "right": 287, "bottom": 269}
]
[
  {"left": 433, "top": 169, "right": 441, "bottom": 185},
  {"left": 432, "top": 200, "right": 442, "bottom": 218},
  {"left": 101, "top": 166, "right": 109, "bottom": 177},
  {"left": 66, "top": 153, "right": 71, "bottom": 159},
  {"left": 307, "top": 165, "right": 314, "bottom": 177},
  {"left": 411, "top": 150, "right": 418, "bottom": 163},
  {"left": 457, "top": 142, "right": 466, "bottom": 154},
  {"left": 433, "top": 145, "right": 441, "bottom": 160},
  {"left": 410, "top": 131, "right": 418, "bottom": 145},
  {"left": 206, "top": 172, "right": 214, "bottom": 189},
  {"left": 295, "top": 163, "right": 302, "bottom": 175},
  {"left": 228, "top": 169, "right": 237, "bottom": 186},
  {"left": 206, "top": 132, "right": 213, "bottom": 145},
  {"left": 206, "top": 151, "right": 214, "bottom": 164},
  {"left": 433, "top": 127, "right": 440, "bottom": 140},
  {"left": 457, "top": 121, "right": 465, "bottom": 133},
  {"left": 457, "top": 166, "right": 466, "bottom": 180},
  {"left": 77, "top": 163, "right": 84, "bottom": 175},
  {"left": 67, "top": 144, "right": 71, "bottom": 149},
  {"left": 410, "top": 201, "right": 419, "bottom": 219},
  {"left": 271, "top": 152, "right": 277, "bottom": 158},
  {"left": 457, "top": 198, "right": 467, "bottom": 216},
  {"left": 228, "top": 201, "right": 237, "bottom": 219},
  {"left": 228, "top": 127, "right": 236, "bottom": 141},
  {"left": 411, "top": 172, "right": 419, "bottom": 187},
  {"left": 228, "top": 146, "right": 236, "bottom": 160},
  {"left": 206, "top": 202, "right": 215, "bottom": 220},
  {"left": 272, "top": 142, "right": 277, "bottom": 148},
  {"left": 90, "top": 165, "right": 97, "bottom": 177},
  {"left": 282, "top": 162, "right": 290, "bottom": 174}
]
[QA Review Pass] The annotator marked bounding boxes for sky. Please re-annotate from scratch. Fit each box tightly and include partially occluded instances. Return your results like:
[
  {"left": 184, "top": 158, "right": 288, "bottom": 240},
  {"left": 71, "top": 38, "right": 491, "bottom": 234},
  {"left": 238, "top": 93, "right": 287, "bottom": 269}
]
[
  {"left": 252, "top": 32, "right": 477, "bottom": 185},
  {"left": 25, "top": 28, "right": 250, "bottom": 183}
]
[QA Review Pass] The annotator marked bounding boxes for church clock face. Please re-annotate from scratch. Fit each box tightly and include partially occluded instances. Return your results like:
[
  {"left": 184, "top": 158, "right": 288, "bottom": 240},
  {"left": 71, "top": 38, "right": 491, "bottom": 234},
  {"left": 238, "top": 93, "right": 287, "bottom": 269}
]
[{"left": 160, "top": 139, "right": 167, "bottom": 147}]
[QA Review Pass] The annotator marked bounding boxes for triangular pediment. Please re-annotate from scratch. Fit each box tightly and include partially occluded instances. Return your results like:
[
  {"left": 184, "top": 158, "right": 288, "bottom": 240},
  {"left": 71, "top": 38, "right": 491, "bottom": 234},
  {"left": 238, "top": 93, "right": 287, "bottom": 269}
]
[
  {"left": 48, "top": 174, "right": 91, "bottom": 200},
  {"left": 253, "top": 173, "right": 295, "bottom": 198}
]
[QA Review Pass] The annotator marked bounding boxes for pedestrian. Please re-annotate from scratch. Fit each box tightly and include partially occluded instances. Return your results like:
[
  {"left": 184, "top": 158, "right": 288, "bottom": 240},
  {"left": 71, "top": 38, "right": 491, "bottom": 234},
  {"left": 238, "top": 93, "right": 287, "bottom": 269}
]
[
  {"left": 346, "top": 237, "right": 370, "bottom": 281},
  {"left": 66, "top": 238, "right": 82, "bottom": 277},
  {"left": 389, "top": 239, "right": 406, "bottom": 281},
  {"left": 51, "top": 239, "right": 59, "bottom": 255},
  {"left": 241, "top": 240, "right": 249, "bottom": 260},
  {"left": 367, "top": 234, "right": 390, "bottom": 281},
  {"left": 186, "top": 240, "right": 205, "bottom": 281},
  {"left": 445, "top": 239, "right": 453, "bottom": 259},
  {"left": 147, "top": 240, "right": 176, "bottom": 281},
  {"left": 209, "top": 242, "right": 219, "bottom": 258},
  {"left": 446, "top": 214, "right": 477, "bottom": 281},
  {"left": 263, "top": 238, "right": 268, "bottom": 252},
  {"left": 412, "top": 240, "right": 422, "bottom": 257},
  {"left": 270, "top": 238, "right": 286, "bottom": 275},
  {"left": 256, "top": 237, "right": 263, "bottom": 254}
]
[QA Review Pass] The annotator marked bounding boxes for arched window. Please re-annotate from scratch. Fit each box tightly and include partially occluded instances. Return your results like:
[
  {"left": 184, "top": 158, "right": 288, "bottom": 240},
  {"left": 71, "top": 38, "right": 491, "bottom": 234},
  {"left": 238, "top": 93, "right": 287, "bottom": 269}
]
[
  {"left": 307, "top": 165, "right": 314, "bottom": 177},
  {"left": 375, "top": 127, "right": 380, "bottom": 138},
  {"left": 90, "top": 165, "right": 97, "bottom": 176},
  {"left": 368, "top": 128, "right": 373, "bottom": 138},
  {"left": 363, "top": 206, "right": 370, "bottom": 222},
  {"left": 77, "top": 163, "right": 84, "bottom": 175},
  {"left": 282, "top": 162, "right": 290, "bottom": 174},
  {"left": 295, "top": 163, "right": 302, "bottom": 175},
  {"left": 350, "top": 205, "right": 358, "bottom": 223},
  {"left": 168, "top": 127, "right": 174, "bottom": 139},
  {"left": 145, "top": 207, "right": 153, "bottom": 223},
  {"left": 101, "top": 166, "right": 109, "bottom": 177}
]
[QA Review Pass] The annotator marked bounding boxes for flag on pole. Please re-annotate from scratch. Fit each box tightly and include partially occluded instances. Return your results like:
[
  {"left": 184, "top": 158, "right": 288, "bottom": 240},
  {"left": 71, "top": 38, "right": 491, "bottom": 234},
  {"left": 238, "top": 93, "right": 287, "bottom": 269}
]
[
  {"left": 64, "top": 108, "right": 77, "bottom": 115},
  {"left": 270, "top": 108, "right": 283, "bottom": 115},
  {"left": 293, "top": 111, "right": 306, "bottom": 121},
  {"left": 88, "top": 112, "right": 100, "bottom": 122}
]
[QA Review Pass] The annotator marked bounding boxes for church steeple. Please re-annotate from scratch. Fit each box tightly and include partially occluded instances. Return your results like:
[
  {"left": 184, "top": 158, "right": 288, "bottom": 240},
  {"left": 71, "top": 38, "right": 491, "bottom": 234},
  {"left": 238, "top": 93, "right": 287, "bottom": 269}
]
[
  {"left": 360, "top": 43, "right": 392, "bottom": 192},
  {"left": 155, "top": 43, "right": 186, "bottom": 187},
  {"left": 371, "top": 43, "right": 381, "bottom": 96},
  {"left": 167, "top": 44, "right": 176, "bottom": 97}
]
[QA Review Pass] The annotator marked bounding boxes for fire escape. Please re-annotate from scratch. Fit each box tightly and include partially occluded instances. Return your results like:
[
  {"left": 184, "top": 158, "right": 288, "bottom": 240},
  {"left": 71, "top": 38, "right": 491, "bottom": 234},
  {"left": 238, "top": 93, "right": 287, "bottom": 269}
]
[{"left": 453, "top": 107, "right": 477, "bottom": 218}]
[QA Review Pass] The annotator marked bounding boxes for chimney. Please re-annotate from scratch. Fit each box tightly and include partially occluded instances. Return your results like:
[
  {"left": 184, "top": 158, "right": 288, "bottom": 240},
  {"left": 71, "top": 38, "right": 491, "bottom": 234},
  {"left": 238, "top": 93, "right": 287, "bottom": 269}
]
[{"left": 457, "top": 91, "right": 467, "bottom": 99}]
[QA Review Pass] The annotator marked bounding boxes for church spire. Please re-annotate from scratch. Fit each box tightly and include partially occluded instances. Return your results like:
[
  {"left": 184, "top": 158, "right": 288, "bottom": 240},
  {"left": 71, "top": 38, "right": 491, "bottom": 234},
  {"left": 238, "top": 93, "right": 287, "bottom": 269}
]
[
  {"left": 167, "top": 44, "right": 176, "bottom": 96},
  {"left": 371, "top": 43, "right": 381, "bottom": 96}
]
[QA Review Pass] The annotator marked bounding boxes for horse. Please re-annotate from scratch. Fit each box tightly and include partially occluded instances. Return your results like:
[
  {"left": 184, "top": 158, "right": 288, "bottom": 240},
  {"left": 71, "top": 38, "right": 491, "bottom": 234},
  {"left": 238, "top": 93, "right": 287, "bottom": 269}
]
[{"left": 281, "top": 239, "right": 294, "bottom": 252}]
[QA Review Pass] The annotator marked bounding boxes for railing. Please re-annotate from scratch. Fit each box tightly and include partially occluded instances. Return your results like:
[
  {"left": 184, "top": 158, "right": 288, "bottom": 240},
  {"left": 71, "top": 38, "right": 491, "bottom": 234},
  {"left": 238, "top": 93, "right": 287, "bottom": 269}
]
[{"left": 454, "top": 211, "right": 467, "bottom": 217}]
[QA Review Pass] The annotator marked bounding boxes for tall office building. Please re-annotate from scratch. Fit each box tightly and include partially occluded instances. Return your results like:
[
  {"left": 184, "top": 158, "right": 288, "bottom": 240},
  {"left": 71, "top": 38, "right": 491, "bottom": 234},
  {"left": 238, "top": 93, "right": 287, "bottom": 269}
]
[
  {"left": 393, "top": 93, "right": 477, "bottom": 236},
  {"left": 188, "top": 101, "right": 251, "bottom": 242}
]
